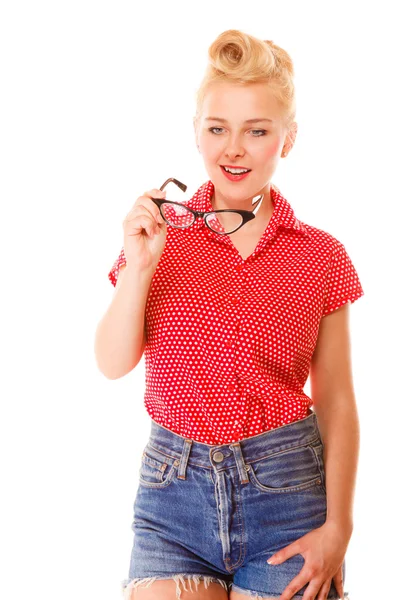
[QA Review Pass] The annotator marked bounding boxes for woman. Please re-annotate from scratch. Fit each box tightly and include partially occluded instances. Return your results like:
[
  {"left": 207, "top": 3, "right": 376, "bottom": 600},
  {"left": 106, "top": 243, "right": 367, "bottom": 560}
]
[{"left": 96, "top": 29, "right": 363, "bottom": 600}]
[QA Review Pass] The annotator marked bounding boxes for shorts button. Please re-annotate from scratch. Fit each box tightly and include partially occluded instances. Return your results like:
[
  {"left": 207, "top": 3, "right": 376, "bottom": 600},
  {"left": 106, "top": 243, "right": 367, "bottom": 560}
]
[{"left": 213, "top": 451, "right": 224, "bottom": 463}]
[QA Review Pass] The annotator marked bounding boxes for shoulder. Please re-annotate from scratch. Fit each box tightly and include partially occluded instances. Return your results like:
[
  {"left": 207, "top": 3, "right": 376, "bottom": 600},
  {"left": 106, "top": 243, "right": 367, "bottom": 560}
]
[{"left": 301, "top": 221, "right": 346, "bottom": 258}]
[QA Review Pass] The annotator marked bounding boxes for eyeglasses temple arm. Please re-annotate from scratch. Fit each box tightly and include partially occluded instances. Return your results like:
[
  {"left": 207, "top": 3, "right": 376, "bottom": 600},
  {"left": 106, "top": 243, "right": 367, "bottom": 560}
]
[
  {"left": 252, "top": 194, "right": 264, "bottom": 216},
  {"left": 160, "top": 178, "right": 187, "bottom": 193}
]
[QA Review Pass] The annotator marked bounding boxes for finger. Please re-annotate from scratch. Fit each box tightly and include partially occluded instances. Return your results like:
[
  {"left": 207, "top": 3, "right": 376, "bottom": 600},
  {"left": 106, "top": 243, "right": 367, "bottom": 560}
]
[
  {"left": 130, "top": 202, "right": 163, "bottom": 225},
  {"left": 300, "top": 577, "right": 327, "bottom": 600},
  {"left": 125, "top": 214, "right": 156, "bottom": 238},
  {"left": 144, "top": 188, "right": 167, "bottom": 197},
  {"left": 278, "top": 569, "right": 311, "bottom": 600},
  {"left": 124, "top": 188, "right": 166, "bottom": 220},
  {"left": 143, "top": 188, "right": 167, "bottom": 206},
  {"left": 332, "top": 570, "right": 344, "bottom": 599},
  {"left": 267, "top": 539, "right": 302, "bottom": 565},
  {"left": 125, "top": 199, "right": 164, "bottom": 227},
  {"left": 141, "top": 190, "right": 166, "bottom": 223},
  {"left": 316, "top": 577, "right": 332, "bottom": 600}
]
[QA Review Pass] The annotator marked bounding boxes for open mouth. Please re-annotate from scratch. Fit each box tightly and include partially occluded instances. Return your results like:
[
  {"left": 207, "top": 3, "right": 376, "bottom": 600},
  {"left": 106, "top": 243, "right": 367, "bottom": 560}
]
[{"left": 220, "top": 166, "right": 252, "bottom": 181}]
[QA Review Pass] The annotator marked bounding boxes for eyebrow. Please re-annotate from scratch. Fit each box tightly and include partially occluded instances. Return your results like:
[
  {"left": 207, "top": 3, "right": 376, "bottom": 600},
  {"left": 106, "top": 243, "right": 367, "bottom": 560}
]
[{"left": 204, "top": 117, "right": 274, "bottom": 123}]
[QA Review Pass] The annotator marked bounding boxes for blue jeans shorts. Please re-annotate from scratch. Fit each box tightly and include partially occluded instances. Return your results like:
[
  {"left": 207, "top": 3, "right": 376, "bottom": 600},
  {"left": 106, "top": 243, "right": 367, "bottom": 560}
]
[{"left": 121, "top": 411, "right": 349, "bottom": 599}]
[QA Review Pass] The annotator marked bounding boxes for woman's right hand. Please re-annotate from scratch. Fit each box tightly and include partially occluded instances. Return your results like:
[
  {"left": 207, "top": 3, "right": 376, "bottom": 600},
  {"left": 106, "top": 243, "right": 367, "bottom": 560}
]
[{"left": 122, "top": 188, "right": 168, "bottom": 272}]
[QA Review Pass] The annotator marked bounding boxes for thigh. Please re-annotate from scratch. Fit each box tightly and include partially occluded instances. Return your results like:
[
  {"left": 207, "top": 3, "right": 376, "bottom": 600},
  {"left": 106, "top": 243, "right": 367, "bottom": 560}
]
[
  {"left": 230, "top": 555, "right": 345, "bottom": 599},
  {"left": 231, "top": 437, "right": 344, "bottom": 598},
  {"left": 124, "top": 577, "right": 229, "bottom": 599},
  {"left": 230, "top": 593, "right": 278, "bottom": 600},
  {"left": 122, "top": 442, "right": 232, "bottom": 594}
]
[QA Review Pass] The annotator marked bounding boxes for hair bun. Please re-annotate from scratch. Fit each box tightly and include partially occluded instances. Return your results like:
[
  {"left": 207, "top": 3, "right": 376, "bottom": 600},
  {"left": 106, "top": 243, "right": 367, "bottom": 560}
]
[{"left": 194, "top": 29, "right": 296, "bottom": 129}]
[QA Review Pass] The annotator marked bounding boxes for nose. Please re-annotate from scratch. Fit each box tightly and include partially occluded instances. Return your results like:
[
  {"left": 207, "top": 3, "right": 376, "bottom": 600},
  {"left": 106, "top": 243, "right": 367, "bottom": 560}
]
[{"left": 224, "top": 134, "right": 245, "bottom": 160}]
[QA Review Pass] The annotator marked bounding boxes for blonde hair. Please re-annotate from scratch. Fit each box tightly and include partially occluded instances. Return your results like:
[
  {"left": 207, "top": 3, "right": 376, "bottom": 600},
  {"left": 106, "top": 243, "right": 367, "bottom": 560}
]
[{"left": 194, "top": 29, "right": 296, "bottom": 130}]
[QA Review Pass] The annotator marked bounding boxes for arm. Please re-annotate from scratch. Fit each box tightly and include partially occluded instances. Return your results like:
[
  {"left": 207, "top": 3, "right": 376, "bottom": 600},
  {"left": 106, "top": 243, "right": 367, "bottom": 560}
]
[
  {"left": 310, "top": 302, "right": 360, "bottom": 536},
  {"left": 94, "top": 264, "right": 152, "bottom": 379},
  {"left": 268, "top": 303, "right": 358, "bottom": 599}
]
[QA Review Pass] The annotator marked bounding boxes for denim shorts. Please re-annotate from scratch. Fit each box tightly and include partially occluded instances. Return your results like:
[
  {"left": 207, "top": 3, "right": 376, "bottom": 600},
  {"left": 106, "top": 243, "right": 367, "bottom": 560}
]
[{"left": 121, "top": 411, "right": 349, "bottom": 599}]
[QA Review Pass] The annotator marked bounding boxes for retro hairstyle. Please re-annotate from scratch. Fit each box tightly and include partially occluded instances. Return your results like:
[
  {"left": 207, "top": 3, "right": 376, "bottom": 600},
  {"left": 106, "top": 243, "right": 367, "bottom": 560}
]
[{"left": 193, "top": 29, "right": 296, "bottom": 131}]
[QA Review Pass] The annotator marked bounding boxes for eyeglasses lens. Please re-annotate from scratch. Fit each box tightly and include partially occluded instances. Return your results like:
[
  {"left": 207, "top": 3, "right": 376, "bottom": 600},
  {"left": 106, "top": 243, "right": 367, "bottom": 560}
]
[
  {"left": 161, "top": 203, "right": 195, "bottom": 228},
  {"left": 205, "top": 212, "right": 244, "bottom": 234}
]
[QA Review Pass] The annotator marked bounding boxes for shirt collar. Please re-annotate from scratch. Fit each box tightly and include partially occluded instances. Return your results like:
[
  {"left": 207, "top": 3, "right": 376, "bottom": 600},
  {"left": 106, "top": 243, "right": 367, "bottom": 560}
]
[{"left": 188, "top": 179, "right": 310, "bottom": 240}]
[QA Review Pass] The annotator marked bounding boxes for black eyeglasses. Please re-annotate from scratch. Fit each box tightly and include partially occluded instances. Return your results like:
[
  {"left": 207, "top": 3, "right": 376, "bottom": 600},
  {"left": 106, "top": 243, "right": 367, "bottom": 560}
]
[{"left": 150, "top": 177, "right": 264, "bottom": 236}]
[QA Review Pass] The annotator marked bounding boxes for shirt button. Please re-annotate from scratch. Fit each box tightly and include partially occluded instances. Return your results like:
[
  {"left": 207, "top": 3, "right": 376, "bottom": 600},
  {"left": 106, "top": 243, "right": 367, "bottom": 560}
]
[
  {"left": 227, "top": 384, "right": 235, "bottom": 392},
  {"left": 232, "top": 298, "right": 239, "bottom": 305},
  {"left": 235, "top": 264, "right": 244, "bottom": 272},
  {"left": 225, "top": 340, "right": 233, "bottom": 348}
]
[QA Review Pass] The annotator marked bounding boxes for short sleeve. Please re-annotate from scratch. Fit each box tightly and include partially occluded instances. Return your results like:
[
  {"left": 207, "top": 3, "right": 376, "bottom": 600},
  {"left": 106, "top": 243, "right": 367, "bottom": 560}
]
[
  {"left": 322, "top": 241, "right": 364, "bottom": 317},
  {"left": 108, "top": 246, "right": 126, "bottom": 287}
]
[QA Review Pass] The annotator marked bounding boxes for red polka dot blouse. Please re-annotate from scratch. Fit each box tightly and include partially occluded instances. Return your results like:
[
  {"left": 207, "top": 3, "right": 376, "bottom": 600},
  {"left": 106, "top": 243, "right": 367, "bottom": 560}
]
[{"left": 108, "top": 180, "right": 364, "bottom": 444}]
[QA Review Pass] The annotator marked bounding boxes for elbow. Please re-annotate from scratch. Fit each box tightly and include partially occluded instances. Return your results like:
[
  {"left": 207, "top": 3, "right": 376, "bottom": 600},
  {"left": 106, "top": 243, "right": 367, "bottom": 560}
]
[
  {"left": 93, "top": 326, "right": 145, "bottom": 380},
  {"left": 94, "top": 346, "right": 142, "bottom": 380}
]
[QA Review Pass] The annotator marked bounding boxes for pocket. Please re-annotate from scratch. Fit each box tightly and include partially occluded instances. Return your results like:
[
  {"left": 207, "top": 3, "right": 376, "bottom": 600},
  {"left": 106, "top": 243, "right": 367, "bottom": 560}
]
[
  {"left": 246, "top": 439, "right": 324, "bottom": 494},
  {"left": 310, "top": 440, "right": 327, "bottom": 494},
  {"left": 139, "top": 443, "right": 179, "bottom": 489}
]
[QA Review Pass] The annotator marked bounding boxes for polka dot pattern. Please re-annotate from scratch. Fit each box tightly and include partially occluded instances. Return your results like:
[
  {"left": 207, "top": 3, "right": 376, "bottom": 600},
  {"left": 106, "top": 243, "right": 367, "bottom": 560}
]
[{"left": 108, "top": 180, "right": 364, "bottom": 444}]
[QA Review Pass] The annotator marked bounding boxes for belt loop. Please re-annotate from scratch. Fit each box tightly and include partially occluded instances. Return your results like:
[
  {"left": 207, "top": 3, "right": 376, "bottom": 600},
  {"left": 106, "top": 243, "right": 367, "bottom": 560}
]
[
  {"left": 229, "top": 443, "right": 249, "bottom": 484},
  {"left": 177, "top": 439, "right": 192, "bottom": 480}
]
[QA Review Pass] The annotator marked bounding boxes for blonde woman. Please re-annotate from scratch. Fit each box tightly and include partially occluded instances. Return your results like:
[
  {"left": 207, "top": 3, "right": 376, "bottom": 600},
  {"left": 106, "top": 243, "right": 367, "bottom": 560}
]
[{"left": 95, "top": 29, "right": 363, "bottom": 600}]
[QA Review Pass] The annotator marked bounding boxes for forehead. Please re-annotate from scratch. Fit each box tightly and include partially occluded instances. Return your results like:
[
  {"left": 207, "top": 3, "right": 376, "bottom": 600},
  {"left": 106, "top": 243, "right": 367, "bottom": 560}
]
[{"left": 201, "top": 81, "right": 282, "bottom": 122}]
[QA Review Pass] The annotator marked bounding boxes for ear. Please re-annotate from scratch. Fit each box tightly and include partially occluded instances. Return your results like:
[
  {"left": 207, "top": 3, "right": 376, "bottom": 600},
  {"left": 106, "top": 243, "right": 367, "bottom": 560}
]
[{"left": 285, "top": 121, "right": 298, "bottom": 153}]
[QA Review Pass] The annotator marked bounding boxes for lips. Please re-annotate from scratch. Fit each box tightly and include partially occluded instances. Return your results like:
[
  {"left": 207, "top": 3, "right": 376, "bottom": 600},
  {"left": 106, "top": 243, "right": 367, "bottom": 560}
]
[
  {"left": 221, "top": 165, "right": 251, "bottom": 171},
  {"left": 220, "top": 165, "right": 252, "bottom": 182}
]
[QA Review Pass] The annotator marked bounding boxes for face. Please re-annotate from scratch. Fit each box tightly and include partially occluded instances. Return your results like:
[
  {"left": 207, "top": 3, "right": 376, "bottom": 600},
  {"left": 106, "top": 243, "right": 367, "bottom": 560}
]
[{"left": 194, "top": 81, "right": 297, "bottom": 211}]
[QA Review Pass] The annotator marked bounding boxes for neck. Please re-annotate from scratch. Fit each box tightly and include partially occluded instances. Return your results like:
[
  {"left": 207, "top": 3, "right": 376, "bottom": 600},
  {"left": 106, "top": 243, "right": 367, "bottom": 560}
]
[{"left": 211, "top": 185, "right": 274, "bottom": 226}]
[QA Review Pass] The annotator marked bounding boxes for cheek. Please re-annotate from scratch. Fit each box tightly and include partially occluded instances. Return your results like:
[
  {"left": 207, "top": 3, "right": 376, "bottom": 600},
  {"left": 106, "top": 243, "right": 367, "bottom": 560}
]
[
  {"left": 260, "top": 138, "right": 281, "bottom": 160},
  {"left": 200, "top": 137, "right": 220, "bottom": 159}
]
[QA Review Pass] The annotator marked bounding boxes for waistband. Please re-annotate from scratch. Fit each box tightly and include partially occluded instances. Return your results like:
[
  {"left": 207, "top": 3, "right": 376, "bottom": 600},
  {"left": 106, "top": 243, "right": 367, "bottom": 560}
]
[{"left": 146, "top": 412, "right": 322, "bottom": 483}]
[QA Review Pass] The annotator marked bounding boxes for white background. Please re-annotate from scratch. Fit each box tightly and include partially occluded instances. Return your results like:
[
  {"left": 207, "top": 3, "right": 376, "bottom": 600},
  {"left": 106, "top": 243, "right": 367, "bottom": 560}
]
[{"left": 1, "top": 1, "right": 398, "bottom": 599}]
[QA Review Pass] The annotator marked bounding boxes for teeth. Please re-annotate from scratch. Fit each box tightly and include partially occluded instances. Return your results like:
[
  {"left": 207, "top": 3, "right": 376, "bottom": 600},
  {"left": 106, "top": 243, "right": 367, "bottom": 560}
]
[{"left": 223, "top": 166, "right": 250, "bottom": 174}]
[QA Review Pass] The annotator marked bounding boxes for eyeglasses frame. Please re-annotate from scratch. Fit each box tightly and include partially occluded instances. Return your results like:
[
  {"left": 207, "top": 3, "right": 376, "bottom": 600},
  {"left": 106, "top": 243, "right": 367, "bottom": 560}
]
[{"left": 150, "top": 177, "right": 264, "bottom": 236}]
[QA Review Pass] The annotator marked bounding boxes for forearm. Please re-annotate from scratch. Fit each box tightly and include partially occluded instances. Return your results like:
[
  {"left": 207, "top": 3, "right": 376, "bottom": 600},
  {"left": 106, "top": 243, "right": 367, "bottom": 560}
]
[
  {"left": 315, "top": 400, "right": 360, "bottom": 533},
  {"left": 94, "top": 266, "right": 153, "bottom": 379}
]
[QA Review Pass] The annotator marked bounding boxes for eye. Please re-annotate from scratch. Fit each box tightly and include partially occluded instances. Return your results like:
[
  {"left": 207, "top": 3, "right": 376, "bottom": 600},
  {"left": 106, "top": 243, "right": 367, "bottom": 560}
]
[
  {"left": 208, "top": 127, "right": 267, "bottom": 137},
  {"left": 251, "top": 129, "right": 267, "bottom": 136}
]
